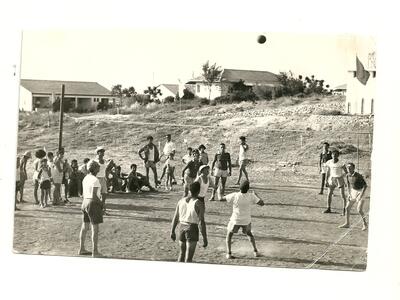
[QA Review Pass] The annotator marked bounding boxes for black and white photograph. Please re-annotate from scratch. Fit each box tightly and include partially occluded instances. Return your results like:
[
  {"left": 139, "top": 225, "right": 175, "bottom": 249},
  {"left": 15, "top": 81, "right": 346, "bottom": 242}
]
[
  {"left": 13, "top": 29, "right": 374, "bottom": 270},
  {"left": 1, "top": 2, "right": 400, "bottom": 299}
]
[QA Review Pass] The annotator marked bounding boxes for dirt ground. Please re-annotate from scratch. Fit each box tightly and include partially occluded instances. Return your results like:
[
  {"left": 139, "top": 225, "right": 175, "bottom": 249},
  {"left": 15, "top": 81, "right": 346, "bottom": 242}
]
[{"left": 13, "top": 172, "right": 369, "bottom": 271}]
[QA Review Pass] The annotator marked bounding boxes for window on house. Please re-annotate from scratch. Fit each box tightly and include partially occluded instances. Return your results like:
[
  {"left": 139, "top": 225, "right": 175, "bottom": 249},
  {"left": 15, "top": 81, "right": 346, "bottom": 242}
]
[
  {"left": 361, "top": 98, "right": 364, "bottom": 114},
  {"left": 372, "top": 71, "right": 376, "bottom": 78},
  {"left": 347, "top": 102, "right": 351, "bottom": 114},
  {"left": 197, "top": 85, "right": 200, "bottom": 93},
  {"left": 353, "top": 71, "right": 357, "bottom": 78}
]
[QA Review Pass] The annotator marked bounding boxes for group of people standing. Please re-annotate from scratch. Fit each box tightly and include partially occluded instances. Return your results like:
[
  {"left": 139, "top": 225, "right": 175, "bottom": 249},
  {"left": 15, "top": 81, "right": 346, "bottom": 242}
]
[{"left": 318, "top": 142, "right": 368, "bottom": 230}]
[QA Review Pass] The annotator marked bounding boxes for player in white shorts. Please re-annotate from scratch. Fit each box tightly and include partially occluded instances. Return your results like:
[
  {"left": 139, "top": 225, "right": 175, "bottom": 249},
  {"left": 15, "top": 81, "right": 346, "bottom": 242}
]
[
  {"left": 339, "top": 162, "right": 368, "bottom": 230},
  {"left": 324, "top": 150, "right": 347, "bottom": 215},
  {"left": 236, "top": 136, "right": 250, "bottom": 185},
  {"left": 220, "top": 180, "right": 265, "bottom": 259}
]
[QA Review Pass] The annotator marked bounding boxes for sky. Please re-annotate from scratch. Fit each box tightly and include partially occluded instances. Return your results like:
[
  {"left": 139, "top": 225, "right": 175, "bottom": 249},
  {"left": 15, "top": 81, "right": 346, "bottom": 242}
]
[{"left": 20, "top": 29, "right": 376, "bottom": 92}]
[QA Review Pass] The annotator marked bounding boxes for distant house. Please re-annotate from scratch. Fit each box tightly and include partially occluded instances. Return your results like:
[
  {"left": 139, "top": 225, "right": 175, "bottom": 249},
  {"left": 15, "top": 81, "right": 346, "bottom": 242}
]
[
  {"left": 345, "top": 52, "right": 376, "bottom": 115},
  {"left": 158, "top": 84, "right": 179, "bottom": 101},
  {"left": 333, "top": 84, "right": 347, "bottom": 95},
  {"left": 19, "top": 79, "right": 114, "bottom": 112},
  {"left": 186, "top": 68, "right": 281, "bottom": 100}
]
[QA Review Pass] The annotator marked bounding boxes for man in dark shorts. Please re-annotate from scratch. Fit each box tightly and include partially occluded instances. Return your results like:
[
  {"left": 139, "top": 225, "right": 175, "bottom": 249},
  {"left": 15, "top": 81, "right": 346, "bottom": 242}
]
[
  {"left": 138, "top": 136, "right": 161, "bottom": 188},
  {"left": 209, "top": 143, "right": 232, "bottom": 201},
  {"left": 170, "top": 182, "right": 208, "bottom": 262},
  {"left": 181, "top": 149, "right": 203, "bottom": 197},
  {"left": 79, "top": 160, "right": 104, "bottom": 258}
]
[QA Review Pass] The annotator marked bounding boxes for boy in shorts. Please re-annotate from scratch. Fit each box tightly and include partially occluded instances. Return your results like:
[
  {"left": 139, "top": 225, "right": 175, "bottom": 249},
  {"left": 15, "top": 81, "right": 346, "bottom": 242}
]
[
  {"left": 220, "top": 180, "right": 265, "bottom": 259},
  {"left": 324, "top": 150, "right": 347, "bottom": 215},
  {"left": 339, "top": 163, "right": 368, "bottom": 230},
  {"left": 79, "top": 160, "right": 103, "bottom": 258},
  {"left": 181, "top": 149, "right": 203, "bottom": 197},
  {"left": 209, "top": 143, "right": 231, "bottom": 201},
  {"left": 318, "top": 142, "right": 332, "bottom": 195},
  {"left": 170, "top": 181, "right": 208, "bottom": 262},
  {"left": 138, "top": 136, "right": 161, "bottom": 187},
  {"left": 236, "top": 136, "right": 249, "bottom": 185}
]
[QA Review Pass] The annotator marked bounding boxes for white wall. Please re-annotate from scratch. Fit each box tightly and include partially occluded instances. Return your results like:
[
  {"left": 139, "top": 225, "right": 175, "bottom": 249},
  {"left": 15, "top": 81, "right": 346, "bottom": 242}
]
[
  {"left": 19, "top": 86, "right": 33, "bottom": 111},
  {"left": 345, "top": 71, "right": 376, "bottom": 115},
  {"left": 194, "top": 82, "right": 223, "bottom": 99},
  {"left": 158, "top": 86, "right": 176, "bottom": 102}
]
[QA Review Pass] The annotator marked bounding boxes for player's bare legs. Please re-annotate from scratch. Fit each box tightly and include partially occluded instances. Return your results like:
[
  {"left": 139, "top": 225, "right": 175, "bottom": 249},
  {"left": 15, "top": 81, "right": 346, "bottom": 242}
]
[
  {"left": 357, "top": 200, "right": 368, "bottom": 230},
  {"left": 91, "top": 224, "right": 101, "bottom": 257},
  {"left": 185, "top": 241, "right": 197, "bottom": 262},
  {"left": 339, "top": 187, "right": 347, "bottom": 216},
  {"left": 221, "top": 177, "right": 227, "bottom": 197},
  {"left": 78, "top": 222, "right": 91, "bottom": 255},
  {"left": 324, "top": 186, "right": 334, "bottom": 213},
  {"left": 209, "top": 177, "right": 220, "bottom": 201},
  {"left": 178, "top": 241, "right": 186, "bottom": 262},
  {"left": 225, "top": 231, "right": 234, "bottom": 258},
  {"left": 339, "top": 199, "right": 353, "bottom": 228}
]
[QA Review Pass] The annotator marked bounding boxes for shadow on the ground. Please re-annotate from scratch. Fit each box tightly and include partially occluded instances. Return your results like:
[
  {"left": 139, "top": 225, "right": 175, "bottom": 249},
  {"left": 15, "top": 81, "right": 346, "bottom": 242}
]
[{"left": 251, "top": 214, "right": 338, "bottom": 225}]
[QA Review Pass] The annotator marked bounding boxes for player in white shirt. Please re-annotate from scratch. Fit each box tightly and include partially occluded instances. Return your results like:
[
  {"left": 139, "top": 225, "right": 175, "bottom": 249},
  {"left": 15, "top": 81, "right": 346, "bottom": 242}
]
[
  {"left": 79, "top": 160, "right": 104, "bottom": 258},
  {"left": 164, "top": 152, "right": 177, "bottom": 191},
  {"left": 160, "top": 134, "right": 177, "bottom": 185},
  {"left": 236, "top": 136, "right": 250, "bottom": 185},
  {"left": 170, "top": 182, "right": 207, "bottom": 262},
  {"left": 220, "top": 180, "right": 265, "bottom": 259},
  {"left": 324, "top": 150, "right": 348, "bottom": 215}
]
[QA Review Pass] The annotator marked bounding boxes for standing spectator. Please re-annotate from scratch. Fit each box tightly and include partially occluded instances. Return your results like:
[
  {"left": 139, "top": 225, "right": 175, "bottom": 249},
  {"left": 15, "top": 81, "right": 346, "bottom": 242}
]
[
  {"left": 62, "top": 159, "right": 72, "bottom": 203},
  {"left": 181, "top": 147, "right": 193, "bottom": 165},
  {"left": 18, "top": 151, "right": 31, "bottom": 203},
  {"left": 209, "top": 143, "right": 232, "bottom": 201},
  {"left": 94, "top": 147, "right": 109, "bottom": 214},
  {"left": 52, "top": 148, "right": 65, "bottom": 206},
  {"left": 47, "top": 152, "right": 54, "bottom": 203},
  {"left": 37, "top": 158, "right": 52, "bottom": 208},
  {"left": 79, "top": 160, "right": 104, "bottom": 258},
  {"left": 68, "top": 159, "right": 81, "bottom": 197},
  {"left": 318, "top": 142, "right": 332, "bottom": 195},
  {"left": 236, "top": 136, "right": 250, "bottom": 185},
  {"left": 33, "top": 149, "right": 47, "bottom": 205},
  {"left": 160, "top": 134, "right": 177, "bottom": 184},
  {"left": 138, "top": 136, "right": 161, "bottom": 188},
  {"left": 198, "top": 144, "right": 209, "bottom": 165}
]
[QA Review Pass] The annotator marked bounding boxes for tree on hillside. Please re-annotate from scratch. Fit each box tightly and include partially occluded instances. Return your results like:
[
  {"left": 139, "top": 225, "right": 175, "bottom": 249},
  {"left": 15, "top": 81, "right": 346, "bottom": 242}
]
[
  {"left": 122, "top": 86, "right": 137, "bottom": 98},
  {"left": 202, "top": 61, "right": 222, "bottom": 100},
  {"left": 144, "top": 86, "right": 162, "bottom": 102},
  {"left": 111, "top": 84, "right": 123, "bottom": 107},
  {"left": 277, "top": 72, "right": 331, "bottom": 97}
]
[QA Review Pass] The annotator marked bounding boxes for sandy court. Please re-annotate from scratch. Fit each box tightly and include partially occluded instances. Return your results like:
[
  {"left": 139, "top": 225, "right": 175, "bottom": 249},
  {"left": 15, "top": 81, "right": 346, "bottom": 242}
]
[{"left": 13, "top": 177, "right": 369, "bottom": 271}]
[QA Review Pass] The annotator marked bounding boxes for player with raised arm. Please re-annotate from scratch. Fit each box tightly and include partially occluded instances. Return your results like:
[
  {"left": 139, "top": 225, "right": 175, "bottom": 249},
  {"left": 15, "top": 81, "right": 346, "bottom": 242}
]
[{"left": 220, "top": 180, "right": 265, "bottom": 259}]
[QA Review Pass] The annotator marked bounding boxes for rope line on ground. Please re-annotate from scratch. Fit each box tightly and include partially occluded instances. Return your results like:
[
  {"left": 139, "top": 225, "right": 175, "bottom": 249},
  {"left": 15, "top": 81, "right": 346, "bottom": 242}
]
[{"left": 305, "top": 212, "right": 369, "bottom": 269}]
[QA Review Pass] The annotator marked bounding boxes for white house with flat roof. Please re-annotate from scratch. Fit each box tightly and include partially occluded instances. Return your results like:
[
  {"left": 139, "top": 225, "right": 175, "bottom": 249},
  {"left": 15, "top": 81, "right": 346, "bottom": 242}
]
[
  {"left": 345, "top": 51, "right": 376, "bottom": 115},
  {"left": 19, "top": 79, "right": 114, "bottom": 112}
]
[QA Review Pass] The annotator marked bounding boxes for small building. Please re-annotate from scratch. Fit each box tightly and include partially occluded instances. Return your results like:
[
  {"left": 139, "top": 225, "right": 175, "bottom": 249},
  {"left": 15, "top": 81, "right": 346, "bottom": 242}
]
[
  {"left": 186, "top": 68, "right": 281, "bottom": 100},
  {"left": 333, "top": 84, "right": 347, "bottom": 96},
  {"left": 345, "top": 52, "right": 376, "bottom": 115},
  {"left": 158, "top": 84, "right": 179, "bottom": 101},
  {"left": 19, "top": 79, "right": 114, "bottom": 112}
]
